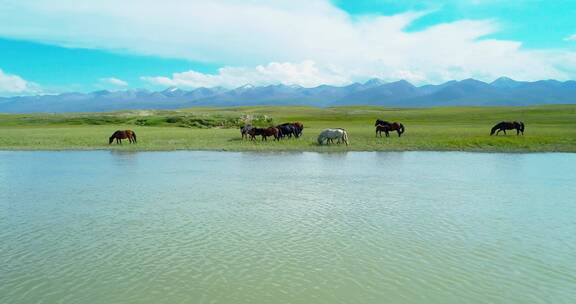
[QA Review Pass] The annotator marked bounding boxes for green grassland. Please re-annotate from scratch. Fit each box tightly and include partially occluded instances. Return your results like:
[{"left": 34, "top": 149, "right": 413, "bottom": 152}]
[{"left": 0, "top": 105, "right": 575, "bottom": 152}]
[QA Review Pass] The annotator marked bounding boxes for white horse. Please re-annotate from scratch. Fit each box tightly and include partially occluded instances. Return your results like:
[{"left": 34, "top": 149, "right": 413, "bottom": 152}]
[{"left": 317, "top": 128, "right": 349, "bottom": 146}]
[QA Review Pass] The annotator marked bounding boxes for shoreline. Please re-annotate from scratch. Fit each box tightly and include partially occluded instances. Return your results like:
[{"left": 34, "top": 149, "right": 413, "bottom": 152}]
[{"left": 1, "top": 147, "right": 574, "bottom": 153}]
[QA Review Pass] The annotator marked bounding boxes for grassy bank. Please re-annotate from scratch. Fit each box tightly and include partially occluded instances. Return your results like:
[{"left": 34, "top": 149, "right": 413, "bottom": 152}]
[{"left": 0, "top": 105, "right": 575, "bottom": 152}]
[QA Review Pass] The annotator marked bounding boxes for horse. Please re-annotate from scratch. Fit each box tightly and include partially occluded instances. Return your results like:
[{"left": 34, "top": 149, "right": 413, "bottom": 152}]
[
  {"left": 109, "top": 130, "right": 137, "bottom": 144},
  {"left": 278, "top": 122, "right": 303, "bottom": 137},
  {"left": 317, "top": 128, "right": 349, "bottom": 146},
  {"left": 240, "top": 124, "right": 253, "bottom": 139},
  {"left": 490, "top": 121, "right": 525, "bottom": 136},
  {"left": 277, "top": 124, "right": 298, "bottom": 139},
  {"left": 248, "top": 127, "right": 280, "bottom": 141},
  {"left": 376, "top": 122, "right": 405, "bottom": 137}
]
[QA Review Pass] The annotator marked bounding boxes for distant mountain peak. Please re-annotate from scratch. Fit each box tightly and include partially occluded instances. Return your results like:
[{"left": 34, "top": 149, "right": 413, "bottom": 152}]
[
  {"left": 493, "top": 76, "right": 515, "bottom": 82},
  {"left": 364, "top": 78, "right": 386, "bottom": 86},
  {"left": 460, "top": 78, "right": 486, "bottom": 84},
  {"left": 163, "top": 87, "right": 180, "bottom": 93},
  {"left": 237, "top": 84, "right": 255, "bottom": 89},
  {"left": 390, "top": 79, "right": 415, "bottom": 87},
  {"left": 491, "top": 76, "right": 522, "bottom": 88}
]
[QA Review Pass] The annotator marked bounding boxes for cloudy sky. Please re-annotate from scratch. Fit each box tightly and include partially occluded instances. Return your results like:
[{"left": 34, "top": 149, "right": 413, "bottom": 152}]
[{"left": 1, "top": 0, "right": 575, "bottom": 95}]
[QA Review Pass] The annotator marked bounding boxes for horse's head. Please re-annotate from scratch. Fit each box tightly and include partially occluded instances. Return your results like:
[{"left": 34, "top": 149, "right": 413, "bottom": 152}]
[{"left": 108, "top": 136, "right": 114, "bottom": 144}]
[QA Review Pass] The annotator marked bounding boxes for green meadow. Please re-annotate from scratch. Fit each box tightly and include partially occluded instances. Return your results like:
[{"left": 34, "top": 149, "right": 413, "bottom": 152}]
[{"left": 0, "top": 105, "right": 575, "bottom": 152}]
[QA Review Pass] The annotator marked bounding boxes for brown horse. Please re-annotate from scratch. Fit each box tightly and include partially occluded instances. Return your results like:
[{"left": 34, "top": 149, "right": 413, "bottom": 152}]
[
  {"left": 490, "top": 121, "right": 525, "bottom": 135},
  {"left": 109, "top": 130, "right": 137, "bottom": 144},
  {"left": 376, "top": 122, "right": 405, "bottom": 137},
  {"left": 248, "top": 127, "right": 280, "bottom": 141}
]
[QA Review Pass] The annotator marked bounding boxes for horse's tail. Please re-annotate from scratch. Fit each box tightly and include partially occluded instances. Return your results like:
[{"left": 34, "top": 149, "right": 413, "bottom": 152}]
[
  {"left": 132, "top": 131, "right": 137, "bottom": 143},
  {"left": 342, "top": 130, "right": 349, "bottom": 146},
  {"left": 399, "top": 123, "right": 405, "bottom": 134}
]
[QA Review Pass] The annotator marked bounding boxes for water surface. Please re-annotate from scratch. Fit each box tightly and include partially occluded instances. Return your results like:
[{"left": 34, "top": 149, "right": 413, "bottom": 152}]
[{"left": 1, "top": 151, "right": 575, "bottom": 304}]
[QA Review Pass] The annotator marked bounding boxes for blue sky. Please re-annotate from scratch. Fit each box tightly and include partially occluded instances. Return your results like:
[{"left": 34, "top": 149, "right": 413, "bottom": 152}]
[{"left": 0, "top": 0, "right": 575, "bottom": 95}]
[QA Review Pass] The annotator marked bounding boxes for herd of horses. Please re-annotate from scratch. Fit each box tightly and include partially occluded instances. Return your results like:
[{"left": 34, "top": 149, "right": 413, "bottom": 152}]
[
  {"left": 108, "top": 120, "right": 525, "bottom": 145},
  {"left": 240, "top": 122, "right": 304, "bottom": 141}
]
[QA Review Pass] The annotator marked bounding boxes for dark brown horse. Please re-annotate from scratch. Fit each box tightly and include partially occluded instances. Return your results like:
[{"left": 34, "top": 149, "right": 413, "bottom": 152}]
[
  {"left": 490, "top": 121, "right": 525, "bottom": 135},
  {"left": 109, "top": 130, "right": 137, "bottom": 144},
  {"left": 248, "top": 127, "right": 280, "bottom": 141},
  {"left": 278, "top": 122, "right": 304, "bottom": 137},
  {"left": 376, "top": 122, "right": 405, "bottom": 137}
]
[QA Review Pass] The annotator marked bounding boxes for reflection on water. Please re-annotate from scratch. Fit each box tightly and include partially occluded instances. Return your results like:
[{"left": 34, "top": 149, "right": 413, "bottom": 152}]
[{"left": 0, "top": 151, "right": 575, "bottom": 304}]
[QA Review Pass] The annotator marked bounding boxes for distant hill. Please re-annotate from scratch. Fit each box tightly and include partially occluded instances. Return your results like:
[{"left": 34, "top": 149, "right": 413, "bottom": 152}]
[{"left": 1, "top": 77, "right": 575, "bottom": 113}]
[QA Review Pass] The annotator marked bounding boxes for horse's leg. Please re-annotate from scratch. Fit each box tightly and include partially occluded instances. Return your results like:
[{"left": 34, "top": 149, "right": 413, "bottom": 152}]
[
  {"left": 496, "top": 129, "right": 501, "bottom": 135},
  {"left": 397, "top": 130, "right": 401, "bottom": 137},
  {"left": 503, "top": 130, "right": 507, "bottom": 135},
  {"left": 385, "top": 131, "right": 389, "bottom": 137}
]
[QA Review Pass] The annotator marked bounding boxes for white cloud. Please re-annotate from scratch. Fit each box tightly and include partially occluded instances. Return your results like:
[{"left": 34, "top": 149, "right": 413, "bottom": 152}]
[
  {"left": 100, "top": 77, "right": 128, "bottom": 86},
  {"left": 1, "top": 0, "right": 575, "bottom": 86},
  {"left": 0, "top": 69, "right": 39, "bottom": 96},
  {"left": 142, "top": 61, "right": 348, "bottom": 88},
  {"left": 564, "top": 34, "right": 576, "bottom": 41}
]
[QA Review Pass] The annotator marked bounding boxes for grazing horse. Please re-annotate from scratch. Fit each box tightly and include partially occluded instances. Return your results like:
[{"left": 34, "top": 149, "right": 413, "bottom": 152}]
[
  {"left": 376, "top": 122, "right": 405, "bottom": 137},
  {"left": 278, "top": 122, "right": 304, "bottom": 137},
  {"left": 240, "top": 124, "right": 253, "bottom": 139},
  {"left": 317, "top": 128, "right": 349, "bottom": 146},
  {"left": 277, "top": 124, "right": 299, "bottom": 139},
  {"left": 490, "top": 121, "right": 525, "bottom": 136},
  {"left": 248, "top": 127, "right": 280, "bottom": 141},
  {"left": 109, "top": 130, "right": 137, "bottom": 144}
]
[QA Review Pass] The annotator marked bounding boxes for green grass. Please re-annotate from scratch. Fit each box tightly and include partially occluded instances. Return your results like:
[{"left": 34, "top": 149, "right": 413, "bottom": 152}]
[{"left": 1, "top": 105, "right": 575, "bottom": 152}]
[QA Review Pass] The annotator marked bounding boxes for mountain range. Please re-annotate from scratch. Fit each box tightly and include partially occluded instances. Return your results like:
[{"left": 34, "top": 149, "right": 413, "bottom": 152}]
[{"left": 1, "top": 77, "right": 575, "bottom": 113}]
